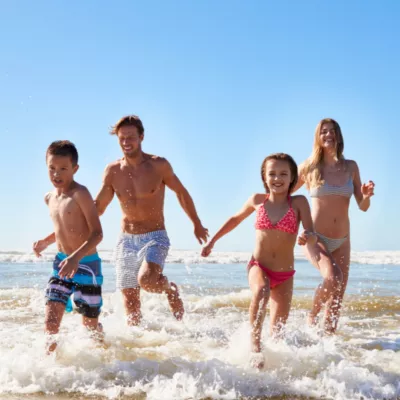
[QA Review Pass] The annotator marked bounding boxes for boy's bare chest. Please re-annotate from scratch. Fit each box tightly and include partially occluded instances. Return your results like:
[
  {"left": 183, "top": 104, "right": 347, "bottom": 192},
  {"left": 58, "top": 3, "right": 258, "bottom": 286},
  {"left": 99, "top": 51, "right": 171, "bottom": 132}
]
[{"left": 48, "top": 196, "right": 81, "bottom": 222}]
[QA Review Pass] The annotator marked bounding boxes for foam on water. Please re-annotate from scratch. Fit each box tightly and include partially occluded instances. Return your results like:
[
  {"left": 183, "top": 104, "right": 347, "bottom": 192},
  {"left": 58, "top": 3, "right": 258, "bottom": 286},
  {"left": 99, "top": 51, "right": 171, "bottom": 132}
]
[
  {"left": 0, "top": 287, "right": 399, "bottom": 400},
  {"left": 1, "top": 249, "right": 400, "bottom": 265}
]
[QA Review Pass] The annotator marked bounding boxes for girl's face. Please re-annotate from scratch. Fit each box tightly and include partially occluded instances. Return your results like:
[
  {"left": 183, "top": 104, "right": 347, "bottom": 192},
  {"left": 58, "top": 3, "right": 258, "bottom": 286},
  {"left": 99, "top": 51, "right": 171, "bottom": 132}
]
[{"left": 264, "top": 159, "right": 292, "bottom": 194}]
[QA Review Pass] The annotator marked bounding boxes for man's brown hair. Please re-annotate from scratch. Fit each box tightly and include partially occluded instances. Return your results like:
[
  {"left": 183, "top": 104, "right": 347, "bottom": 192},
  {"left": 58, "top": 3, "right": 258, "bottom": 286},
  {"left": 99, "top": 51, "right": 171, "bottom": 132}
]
[
  {"left": 46, "top": 140, "right": 78, "bottom": 166},
  {"left": 110, "top": 115, "right": 144, "bottom": 135}
]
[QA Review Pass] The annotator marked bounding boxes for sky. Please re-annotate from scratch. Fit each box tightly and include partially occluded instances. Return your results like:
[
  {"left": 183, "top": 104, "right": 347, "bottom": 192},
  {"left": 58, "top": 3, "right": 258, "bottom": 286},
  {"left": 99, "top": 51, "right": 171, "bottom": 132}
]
[{"left": 0, "top": 0, "right": 399, "bottom": 253}]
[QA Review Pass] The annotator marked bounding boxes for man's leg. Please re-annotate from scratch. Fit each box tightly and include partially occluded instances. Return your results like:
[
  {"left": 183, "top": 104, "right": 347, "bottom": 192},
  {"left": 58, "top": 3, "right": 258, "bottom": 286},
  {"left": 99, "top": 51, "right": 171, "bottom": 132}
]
[
  {"left": 138, "top": 261, "right": 184, "bottom": 320},
  {"left": 121, "top": 287, "right": 142, "bottom": 326},
  {"left": 115, "top": 233, "right": 142, "bottom": 326}
]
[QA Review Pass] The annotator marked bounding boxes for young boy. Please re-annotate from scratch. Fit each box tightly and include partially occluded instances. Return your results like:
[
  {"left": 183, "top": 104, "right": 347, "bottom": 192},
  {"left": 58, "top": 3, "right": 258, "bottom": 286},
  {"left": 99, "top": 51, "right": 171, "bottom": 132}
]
[{"left": 33, "top": 140, "right": 104, "bottom": 353}]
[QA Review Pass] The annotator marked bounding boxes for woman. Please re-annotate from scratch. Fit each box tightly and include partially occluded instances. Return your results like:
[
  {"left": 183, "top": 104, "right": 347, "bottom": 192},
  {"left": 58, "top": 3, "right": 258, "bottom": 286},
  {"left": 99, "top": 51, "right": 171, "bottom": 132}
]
[{"left": 294, "top": 118, "right": 375, "bottom": 333}]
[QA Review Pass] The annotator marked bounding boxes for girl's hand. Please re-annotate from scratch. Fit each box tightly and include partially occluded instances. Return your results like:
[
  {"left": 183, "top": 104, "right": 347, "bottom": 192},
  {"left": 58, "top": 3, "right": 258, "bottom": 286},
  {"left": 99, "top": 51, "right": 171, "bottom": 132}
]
[
  {"left": 201, "top": 242, "right": 214, "bottom": 257},
  {"left": 361, "top": 180, "right": 375, "bottom": 198},
  {"left": 298, "top": 230, "right": 317, "bottom": 246}
]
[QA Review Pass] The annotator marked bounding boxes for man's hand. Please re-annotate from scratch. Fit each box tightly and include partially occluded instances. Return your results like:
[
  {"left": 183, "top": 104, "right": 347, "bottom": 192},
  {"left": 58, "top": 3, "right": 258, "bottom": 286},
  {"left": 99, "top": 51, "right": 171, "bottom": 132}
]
[
  {"left": 194, "top": 222, "right": 209, "bottom": 245},
  {"left": 59, "top": 256, "right": 79, "bottom": 280},
  {"left": 201, "top": 241, "right": 214, "bottom": 257},
  {"left": 33, "top": 239, "right": 49, "bottom": 257}
]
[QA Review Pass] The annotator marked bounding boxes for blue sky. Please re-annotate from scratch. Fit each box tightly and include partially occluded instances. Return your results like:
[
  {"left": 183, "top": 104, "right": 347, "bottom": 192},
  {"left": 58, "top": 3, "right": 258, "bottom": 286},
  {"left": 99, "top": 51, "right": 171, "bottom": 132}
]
[{"left": 0, "top": 0, "right": 398, "bottom": 252}]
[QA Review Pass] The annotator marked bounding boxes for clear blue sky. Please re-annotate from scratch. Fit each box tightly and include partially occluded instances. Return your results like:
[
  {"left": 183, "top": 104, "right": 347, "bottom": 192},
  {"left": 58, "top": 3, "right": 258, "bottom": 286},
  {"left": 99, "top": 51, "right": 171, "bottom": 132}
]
[{"left": 0, "top": 1, "right": 398, "bottom": 252}]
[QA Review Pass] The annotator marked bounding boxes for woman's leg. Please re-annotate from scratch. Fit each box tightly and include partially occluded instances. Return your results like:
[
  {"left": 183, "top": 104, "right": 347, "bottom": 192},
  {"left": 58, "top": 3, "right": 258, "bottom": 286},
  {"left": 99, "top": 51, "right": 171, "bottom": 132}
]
[{"left": 303, "top": 241, "right": 344, "bottom": 328}]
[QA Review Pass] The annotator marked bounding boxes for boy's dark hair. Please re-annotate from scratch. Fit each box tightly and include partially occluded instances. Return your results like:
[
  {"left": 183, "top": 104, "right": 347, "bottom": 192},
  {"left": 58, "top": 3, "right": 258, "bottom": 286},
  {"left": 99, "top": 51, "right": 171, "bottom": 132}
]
[
  {"left": 110, "top": 115, "right": 144, "bottom": 135},
  {"left": 260, "top": 153, "right": 298, "bottom": 194},
  {"left": 46, "top": 140, "right": 78, "bottom": 166}
]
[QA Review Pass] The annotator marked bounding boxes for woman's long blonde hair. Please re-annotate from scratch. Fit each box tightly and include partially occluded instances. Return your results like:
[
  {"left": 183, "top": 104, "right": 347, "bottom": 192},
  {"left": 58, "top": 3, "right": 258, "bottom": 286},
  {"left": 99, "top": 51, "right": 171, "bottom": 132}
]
[{"left": 302, "top": 118, "right": 344, "bottom": 189}]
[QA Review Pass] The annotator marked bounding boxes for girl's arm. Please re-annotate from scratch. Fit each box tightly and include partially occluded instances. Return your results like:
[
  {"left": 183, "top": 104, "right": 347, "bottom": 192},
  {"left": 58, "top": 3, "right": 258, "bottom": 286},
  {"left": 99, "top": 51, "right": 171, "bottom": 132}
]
[
  {"left": 295, "top": 196, "right": 317, "bottom": 246},
  {"left": 350, "top": 160, "right": 374, "bottom": 212},
  {"left": 201, "top": 195, "right": 256, "bottom": 257}
]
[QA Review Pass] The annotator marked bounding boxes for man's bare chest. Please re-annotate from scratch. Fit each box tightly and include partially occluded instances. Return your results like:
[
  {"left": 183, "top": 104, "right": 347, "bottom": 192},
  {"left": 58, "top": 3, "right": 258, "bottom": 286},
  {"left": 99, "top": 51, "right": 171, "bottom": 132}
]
[{"left": 113, "top": 170, "right": 164, "bottom": 200}]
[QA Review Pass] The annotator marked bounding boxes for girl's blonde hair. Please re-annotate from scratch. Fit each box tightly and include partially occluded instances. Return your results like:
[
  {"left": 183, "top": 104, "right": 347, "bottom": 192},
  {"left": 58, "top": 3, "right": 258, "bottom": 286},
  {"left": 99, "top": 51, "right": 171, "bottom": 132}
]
[{"left": 302, "top": 118, "right": 344, "bottom": 189}]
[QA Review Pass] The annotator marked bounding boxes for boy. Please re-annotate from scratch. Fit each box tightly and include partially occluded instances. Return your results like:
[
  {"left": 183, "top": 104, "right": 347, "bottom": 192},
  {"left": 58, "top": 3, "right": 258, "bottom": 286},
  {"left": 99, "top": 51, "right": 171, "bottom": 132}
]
[{"left": 33, "top": 140, "right": 104, "bottom": 353}]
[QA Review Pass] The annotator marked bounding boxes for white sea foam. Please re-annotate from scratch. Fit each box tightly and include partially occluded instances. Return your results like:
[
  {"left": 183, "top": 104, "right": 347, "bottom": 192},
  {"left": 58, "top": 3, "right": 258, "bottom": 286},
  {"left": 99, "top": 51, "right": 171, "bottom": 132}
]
[
  {"left": 0, "top": 288, "right": 399, "bottom": 400},
  {"left": 1, "top": 249, "right": 400, "bottom": 265}
]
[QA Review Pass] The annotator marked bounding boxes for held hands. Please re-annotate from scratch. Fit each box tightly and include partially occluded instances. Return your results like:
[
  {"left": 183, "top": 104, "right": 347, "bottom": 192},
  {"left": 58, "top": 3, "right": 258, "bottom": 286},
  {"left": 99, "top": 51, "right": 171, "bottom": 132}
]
[
  {"left": 361, "top": 180, "right": 375, "bottom": 199},
  {"left": 297, "top": 230, "right": 318, "bottom": 246},
  {"left": 33, "top": 239, "right": 49, "bottom": 257},
  {"left": 58, "top": 256, "right": 79, "bottom": 280},
  {"left": 194, "top": 222, "right": 209, "bottom": 245},
  {"left": 201, "top": 241, "right": 214, "bottom": 257}
]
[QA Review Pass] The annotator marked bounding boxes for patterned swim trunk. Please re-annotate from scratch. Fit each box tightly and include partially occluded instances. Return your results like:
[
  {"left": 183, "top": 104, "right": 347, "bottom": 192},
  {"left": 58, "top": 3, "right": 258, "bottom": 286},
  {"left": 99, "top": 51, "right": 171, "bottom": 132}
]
[
  {"left": 114, "top": 230, "right": 170, "bottom": 290},
  {"left": 45, "top": 252, "right": 103, "bottom": 318}
]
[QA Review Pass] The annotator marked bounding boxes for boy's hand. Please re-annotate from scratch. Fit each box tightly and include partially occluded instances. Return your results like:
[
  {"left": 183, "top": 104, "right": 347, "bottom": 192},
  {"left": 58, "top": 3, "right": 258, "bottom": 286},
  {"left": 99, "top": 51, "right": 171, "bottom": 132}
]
[
  {"left": 298, "top": 230, "right": 317, "bottom": 246},
  {"left": 33, "top": 239, "right": 48, "bottom": 257},
  {"left": 201, "top": 241, "right": 214, "bottom": 257},
  {"left": 59, "top": 256, "right": 79, "bottom": 279}
]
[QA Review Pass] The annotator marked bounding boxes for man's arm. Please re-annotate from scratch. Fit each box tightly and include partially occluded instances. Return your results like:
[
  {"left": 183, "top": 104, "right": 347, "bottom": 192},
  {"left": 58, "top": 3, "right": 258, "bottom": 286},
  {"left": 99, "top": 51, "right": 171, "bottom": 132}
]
[
  {"left": 95, "top": 164, "right": 115, "bottom": 216},
  {"left": 162, "top": 159, "right": 208, "bottom": 244},
  {"left": 59, "top": 187, "right": 104, "bottom": 279}
]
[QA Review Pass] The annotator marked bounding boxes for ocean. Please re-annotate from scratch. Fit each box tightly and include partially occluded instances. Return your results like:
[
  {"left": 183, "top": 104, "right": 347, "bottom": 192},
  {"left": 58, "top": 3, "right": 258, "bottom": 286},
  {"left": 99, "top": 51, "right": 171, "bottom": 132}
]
[{"left": 0, "top": 249, "right": 399, "bottom": 400}]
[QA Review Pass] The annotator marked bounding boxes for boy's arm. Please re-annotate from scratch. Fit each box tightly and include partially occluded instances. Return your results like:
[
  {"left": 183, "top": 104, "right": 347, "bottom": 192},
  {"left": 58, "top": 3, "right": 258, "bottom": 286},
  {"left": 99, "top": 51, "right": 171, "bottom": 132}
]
[
  {"left": 70, "top": 188, "right": 104, "bottom": 261},
  {"left": 59, "top": 187, "right": 103, "bottom": 279},
  {"left": 162, "top": 159, "right": 208, "bottom": 244},
  {"left": 33, "top": 193, "right": 56, "bottom": 257},
  {"left": 202, "top": 195, "right": 256, "bottom": 256},
  {"left": 95, "top": 165, "right": 115, "bottom": 216}
]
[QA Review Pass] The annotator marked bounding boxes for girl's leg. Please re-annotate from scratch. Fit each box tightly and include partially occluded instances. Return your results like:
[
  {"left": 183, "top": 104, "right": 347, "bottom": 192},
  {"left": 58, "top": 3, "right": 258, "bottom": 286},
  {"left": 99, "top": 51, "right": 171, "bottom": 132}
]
[
  {"left": 303, "top": 242, "right": 343, "bottom": 327},
  {"left": 44, "top": 301, "right": 65, "bottom": 353},
  {"left": 325, "top": 239, "right": 351, "bottom": 333},
  {"left": 248, "top": 266, "right": 270, "bottom": 353},
  {"left": 269, "top": 277, "right": 294, "bottom": 337}
]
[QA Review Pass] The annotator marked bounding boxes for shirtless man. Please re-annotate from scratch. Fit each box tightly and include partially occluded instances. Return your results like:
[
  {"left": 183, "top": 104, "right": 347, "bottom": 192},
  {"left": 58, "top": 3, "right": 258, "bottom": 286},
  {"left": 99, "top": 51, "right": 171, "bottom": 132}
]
[
  {"left": 95, "top": 115, "right": 208, "bottom": 325},
  {"left": 33, "top": 141, "right": 104, "bottom": 352}
]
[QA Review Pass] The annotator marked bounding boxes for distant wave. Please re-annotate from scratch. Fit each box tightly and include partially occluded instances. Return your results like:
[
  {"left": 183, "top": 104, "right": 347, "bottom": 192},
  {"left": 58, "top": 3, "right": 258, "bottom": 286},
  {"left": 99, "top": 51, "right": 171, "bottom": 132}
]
[{"left": 0, "top": 249, "right": 399, "bottom": 265}]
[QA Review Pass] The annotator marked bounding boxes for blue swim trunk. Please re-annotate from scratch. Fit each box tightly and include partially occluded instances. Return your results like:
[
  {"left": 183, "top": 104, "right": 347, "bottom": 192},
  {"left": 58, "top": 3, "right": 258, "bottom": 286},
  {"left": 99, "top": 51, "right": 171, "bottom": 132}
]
[{"left": 45, "top": 252, "right": 103, "bottom": 318}]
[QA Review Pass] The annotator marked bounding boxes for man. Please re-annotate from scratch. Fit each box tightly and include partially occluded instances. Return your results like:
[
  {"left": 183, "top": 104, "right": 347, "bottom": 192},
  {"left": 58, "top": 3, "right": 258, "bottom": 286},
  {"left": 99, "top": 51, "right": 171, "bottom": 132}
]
[{"left": 96, "top": 115, "right": 208, "bottom": 325}]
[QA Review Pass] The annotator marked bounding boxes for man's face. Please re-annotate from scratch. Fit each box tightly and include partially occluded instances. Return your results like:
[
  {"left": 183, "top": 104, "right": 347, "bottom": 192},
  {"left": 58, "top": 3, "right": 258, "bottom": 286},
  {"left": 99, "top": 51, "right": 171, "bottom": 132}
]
[{"left": 117, "top": 126, "right": 143, "bottom": 157}]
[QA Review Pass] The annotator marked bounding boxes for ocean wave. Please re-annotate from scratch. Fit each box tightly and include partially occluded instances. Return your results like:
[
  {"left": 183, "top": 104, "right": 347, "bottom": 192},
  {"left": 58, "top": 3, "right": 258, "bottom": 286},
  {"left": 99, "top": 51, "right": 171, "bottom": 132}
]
[{"left": 1, "top": 249, "right": 400, "bottom": 265}]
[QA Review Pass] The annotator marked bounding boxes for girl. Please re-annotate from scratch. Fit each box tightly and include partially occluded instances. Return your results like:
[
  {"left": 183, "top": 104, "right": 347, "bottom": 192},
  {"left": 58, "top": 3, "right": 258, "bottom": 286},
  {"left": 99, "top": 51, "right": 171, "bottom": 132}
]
[
  {"left": 202, "top": 153, "right": 316, "bottom": 368},
  {"left": 293, "top": 118, "right": 374, "bottom": 334}
]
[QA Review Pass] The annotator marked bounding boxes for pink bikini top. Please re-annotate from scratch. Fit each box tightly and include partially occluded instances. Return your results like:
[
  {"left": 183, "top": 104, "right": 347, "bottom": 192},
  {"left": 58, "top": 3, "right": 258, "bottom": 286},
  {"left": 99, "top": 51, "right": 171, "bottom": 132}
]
[{"left": 255, "top": 195, "right": 298, "bottom": 234}]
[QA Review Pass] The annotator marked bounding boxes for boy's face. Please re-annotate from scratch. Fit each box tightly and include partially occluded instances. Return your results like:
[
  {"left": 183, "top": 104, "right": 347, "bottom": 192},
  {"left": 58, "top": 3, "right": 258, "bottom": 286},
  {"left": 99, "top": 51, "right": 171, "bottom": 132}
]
[{"left": 46, "top": 154, "right": 78, "bottom": 189}]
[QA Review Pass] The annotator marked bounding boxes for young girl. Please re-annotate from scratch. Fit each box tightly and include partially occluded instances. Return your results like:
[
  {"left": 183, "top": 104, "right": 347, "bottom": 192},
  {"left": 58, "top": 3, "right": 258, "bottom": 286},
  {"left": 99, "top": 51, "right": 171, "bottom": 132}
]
[{"left": 202, "top": 153, "right": 317, "bottom": 368}]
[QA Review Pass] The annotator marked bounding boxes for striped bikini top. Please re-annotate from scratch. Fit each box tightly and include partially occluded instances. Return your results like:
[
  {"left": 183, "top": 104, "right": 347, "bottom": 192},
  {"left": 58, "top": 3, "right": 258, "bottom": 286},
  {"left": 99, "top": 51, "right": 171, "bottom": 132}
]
[
  {"left": 310, "top": 177, "right": 354, "bottom": 198},
  {"left": 255, "top": 195, "right": 298, "bottom": 234}
]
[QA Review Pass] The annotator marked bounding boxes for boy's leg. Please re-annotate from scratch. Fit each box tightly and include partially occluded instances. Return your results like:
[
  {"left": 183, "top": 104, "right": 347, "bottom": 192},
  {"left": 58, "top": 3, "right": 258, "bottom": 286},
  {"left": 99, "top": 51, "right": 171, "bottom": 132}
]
[
  {"left": 44, "top": 274, "right": 72, "bottom": 353},
  {"left": 45, "top": 301, "right": 66, "bottom": 353}
]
